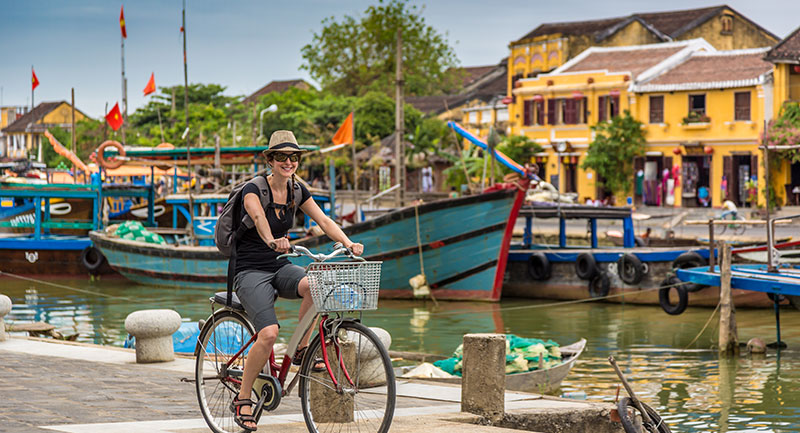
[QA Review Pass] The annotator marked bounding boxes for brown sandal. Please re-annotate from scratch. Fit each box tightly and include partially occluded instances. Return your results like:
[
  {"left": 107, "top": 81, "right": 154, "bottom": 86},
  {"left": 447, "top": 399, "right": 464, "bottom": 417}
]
[
  {"left": 230, "top": 396, "right": 257, "bottom": 431},
  {"left": 293, "top": 346, "right": 326, "bottom": 372}
]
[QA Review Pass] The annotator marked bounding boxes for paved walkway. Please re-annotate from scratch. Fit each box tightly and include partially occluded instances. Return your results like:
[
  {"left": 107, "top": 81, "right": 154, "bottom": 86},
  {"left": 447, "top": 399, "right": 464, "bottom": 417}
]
[{"left": 0, "top": 337, "right": 595, "bottom": 433}]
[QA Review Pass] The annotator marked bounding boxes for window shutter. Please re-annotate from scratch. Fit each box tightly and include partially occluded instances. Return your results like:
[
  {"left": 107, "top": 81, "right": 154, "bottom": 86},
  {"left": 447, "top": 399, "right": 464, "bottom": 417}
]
[
  {"left": 598, "top": 96, "right": 607, "bottom": 122},
  {"left": 547, "top": 99, "right": 557, "bottom": 125},
  {"left": 523, "top": 100, "right": 532, "bottom": 126},
  {"left": 536, "top": 100, "right": 545, "bottom": 125}
]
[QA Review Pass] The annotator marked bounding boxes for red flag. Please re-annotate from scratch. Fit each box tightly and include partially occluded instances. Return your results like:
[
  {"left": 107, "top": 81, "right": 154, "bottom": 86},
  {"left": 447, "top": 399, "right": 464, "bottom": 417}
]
[
  {"left": 32, "top": 67, "right": 40, "bottom": 90},
  {"left": 120, "top": 6, "right": 127, "bottom": 38},
  {"left": 332, "top": 112, "right": 354, "bottom": 145},
  {"left": 106, "top": 103, "right": 124, "bottom": 131},
  {"left": 143, "top": 73, "right": 156, "bottom": 96}
]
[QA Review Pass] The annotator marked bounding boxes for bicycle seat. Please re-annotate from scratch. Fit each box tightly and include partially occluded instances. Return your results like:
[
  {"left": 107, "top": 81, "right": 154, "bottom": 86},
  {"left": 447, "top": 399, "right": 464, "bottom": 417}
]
[{"left": 212, "top": 291, "right": 245, "bottom": 311}]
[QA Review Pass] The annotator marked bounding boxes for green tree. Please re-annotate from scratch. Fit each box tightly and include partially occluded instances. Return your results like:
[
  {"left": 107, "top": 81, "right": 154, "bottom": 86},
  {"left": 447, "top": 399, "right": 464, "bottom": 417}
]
[
  {"left": 581, "top": 110, "right": 646, "bottom": 196},
  {"left": 301, "top": 0, "right": 462, "bottom": 96}
]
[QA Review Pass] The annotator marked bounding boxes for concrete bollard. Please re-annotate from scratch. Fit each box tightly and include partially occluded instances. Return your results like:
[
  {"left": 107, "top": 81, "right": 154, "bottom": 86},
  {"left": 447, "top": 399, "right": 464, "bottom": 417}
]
[
  {"left": 461, "top": 333, "right": 506, "bottom": 420},
  {"left": 0, "top": 295, "right": 11, "bottom": 342},
  {"left": 345, "top": 327, "right": 392, "bottom": 387},
  {"left": 309, "top": 340, "right": 355, "bottom": 422},
  {"left": 124, "top": 309, "right": 181, "bottom": 363}
]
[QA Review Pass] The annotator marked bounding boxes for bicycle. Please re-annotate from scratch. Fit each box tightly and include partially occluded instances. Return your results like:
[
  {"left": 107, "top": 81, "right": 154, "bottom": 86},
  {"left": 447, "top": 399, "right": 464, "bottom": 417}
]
[
  {"left": 194, "top": 244, "right": 396, "bottom": 433},
  {"left": 715, "top": 210, "right": 746, "bottom": 236}
]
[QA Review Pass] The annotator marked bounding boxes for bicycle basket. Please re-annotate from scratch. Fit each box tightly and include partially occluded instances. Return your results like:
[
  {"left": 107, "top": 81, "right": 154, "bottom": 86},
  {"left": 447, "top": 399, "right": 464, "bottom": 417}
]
[{"left": 306, "top": 261, "right": 382, "bottom": 312}]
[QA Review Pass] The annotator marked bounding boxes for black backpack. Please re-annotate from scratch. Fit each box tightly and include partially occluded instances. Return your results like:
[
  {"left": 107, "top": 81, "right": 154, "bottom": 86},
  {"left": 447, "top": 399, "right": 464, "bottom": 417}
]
[{"left": 215, "top": 175, "right": 302, "bottom": 304}]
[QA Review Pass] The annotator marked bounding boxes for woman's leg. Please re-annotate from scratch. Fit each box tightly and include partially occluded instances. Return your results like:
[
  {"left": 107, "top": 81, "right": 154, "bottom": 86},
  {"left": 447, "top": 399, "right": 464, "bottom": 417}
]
[
  {"left": 237, "top": 324, "right": 278, "bottom": 428},
  {"left": 297, "top": 276, "right": 315, "bottom": 348}
]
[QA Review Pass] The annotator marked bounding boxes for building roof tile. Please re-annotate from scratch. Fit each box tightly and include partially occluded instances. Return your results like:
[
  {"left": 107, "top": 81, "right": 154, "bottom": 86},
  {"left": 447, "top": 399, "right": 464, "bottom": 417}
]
[
  {"left": 242, "top": 79, "right": 312, "bottom": 104},
  {"left": 2, "top": 101, "right": 66, "bottom": 133},
  {"left": 642, "top": 49, "right": 772, "bottom": 88},
  {"left": 765, "top": 26, "right": 800, "bottom": 63},
  {"left": 562, "top": 46, "right": 685, "bottom": 78}
]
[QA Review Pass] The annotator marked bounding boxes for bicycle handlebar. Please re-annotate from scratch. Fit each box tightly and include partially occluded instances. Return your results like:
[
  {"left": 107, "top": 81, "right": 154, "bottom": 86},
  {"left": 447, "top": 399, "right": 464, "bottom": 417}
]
[{"left": 277, "top": 244, "right": 366, "bottom": 262}]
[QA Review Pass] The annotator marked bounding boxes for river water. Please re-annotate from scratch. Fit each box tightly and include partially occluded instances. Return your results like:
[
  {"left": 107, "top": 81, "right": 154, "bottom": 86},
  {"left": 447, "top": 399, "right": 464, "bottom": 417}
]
[{"left": 3, "top": 275, "right": 800, "bottom": 432}]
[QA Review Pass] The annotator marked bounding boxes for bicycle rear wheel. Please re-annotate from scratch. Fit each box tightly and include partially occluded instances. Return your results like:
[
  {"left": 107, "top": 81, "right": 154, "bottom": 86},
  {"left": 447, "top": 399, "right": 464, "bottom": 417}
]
[
  {"left": 299, "top": 320, "right": 396, "bottom": 433},
  {"left": 195, "top": 310, "right": 256, "bottom": 433}
]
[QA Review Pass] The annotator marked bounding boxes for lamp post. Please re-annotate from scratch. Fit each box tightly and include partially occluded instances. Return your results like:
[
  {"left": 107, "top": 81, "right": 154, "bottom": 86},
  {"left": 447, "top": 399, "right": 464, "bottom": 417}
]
[{"left": 257, "top": 104, "right": 278, "bottom": 142}]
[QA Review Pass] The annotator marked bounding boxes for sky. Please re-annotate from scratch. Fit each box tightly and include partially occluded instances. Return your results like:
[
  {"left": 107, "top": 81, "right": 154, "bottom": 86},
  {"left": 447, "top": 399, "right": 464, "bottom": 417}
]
[{"left": 1, "top": 0, "right": 799, "bottom": 119}]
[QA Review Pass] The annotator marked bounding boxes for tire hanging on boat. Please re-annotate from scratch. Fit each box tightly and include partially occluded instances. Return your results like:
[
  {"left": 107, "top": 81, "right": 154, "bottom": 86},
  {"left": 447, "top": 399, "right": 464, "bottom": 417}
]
[
  {"left": 617, "top": 396, "right": 672, "bottom": 433},
  {"left": 671, "top": 251, "right": 707, "bottom": 293},
  {"left": 658, "top": 275, "right": 688, "bottom": 315},
  {"left": 527, "top": 252, "right": 551, "bottom": 281},
  {"left": 617, "top": 253, "right": 644, "bottom": 285},
  {"left": 576, "top": 253, "right": 598, "bottom": 280},
  {"left": 588, "top": 272, "right": 610, "bottom": 298},
  {"left": 80, "top": 246, "right": 106, "bottom": 275}
]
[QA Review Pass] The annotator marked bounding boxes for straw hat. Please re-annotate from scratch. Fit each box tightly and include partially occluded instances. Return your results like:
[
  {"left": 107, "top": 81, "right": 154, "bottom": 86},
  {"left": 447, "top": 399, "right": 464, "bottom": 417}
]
[{"left": 264, "top": 130, "right": 307, "bottom": 155}]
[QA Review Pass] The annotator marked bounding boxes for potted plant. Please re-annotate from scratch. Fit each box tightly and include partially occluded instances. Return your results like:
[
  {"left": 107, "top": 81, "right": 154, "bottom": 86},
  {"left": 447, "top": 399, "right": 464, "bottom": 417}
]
[{"left": 681, "top": 111, "right": 711, "bottom": 124}]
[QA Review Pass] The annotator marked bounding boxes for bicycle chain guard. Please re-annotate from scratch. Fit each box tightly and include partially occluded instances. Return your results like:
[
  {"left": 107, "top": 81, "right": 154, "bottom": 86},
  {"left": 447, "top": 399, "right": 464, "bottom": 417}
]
[{"left": 253, "top": 373, "right": 282, "bottom": 415}]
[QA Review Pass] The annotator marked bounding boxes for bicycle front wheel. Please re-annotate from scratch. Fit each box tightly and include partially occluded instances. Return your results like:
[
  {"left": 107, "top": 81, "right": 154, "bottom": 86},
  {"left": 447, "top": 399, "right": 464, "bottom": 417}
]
[
  {"left": 195, "top": 310, "right": 256, "bottom": 433},
  {"left": 299, "top": 320, "right": 396, "bottom": 433},
  {"left": 732, "top": 213, "right": 747, "bottom": 236}
]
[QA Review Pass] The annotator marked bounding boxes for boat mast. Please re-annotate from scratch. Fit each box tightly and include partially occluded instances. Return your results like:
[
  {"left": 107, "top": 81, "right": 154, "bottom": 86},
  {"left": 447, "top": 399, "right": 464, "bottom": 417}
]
[
  {"left": 182, "top": 0, "right": 195, "bottom": 244},
  {"left": 394, "top": 28, "right": 405, "bottom": 207}
]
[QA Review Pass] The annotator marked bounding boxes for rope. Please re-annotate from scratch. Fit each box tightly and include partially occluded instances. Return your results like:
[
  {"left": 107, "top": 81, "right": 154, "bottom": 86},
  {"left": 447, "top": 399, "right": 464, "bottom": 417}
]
[
  {"left": 367, "top": 281, "right": 692, "bottom": 318},
  {"left": 413, "top": 204, "right": 437, "bottom": 306},
  {"left": 681, "top": 300, "right": 721, "bottom": 351},
  {"left": 0, "top": 271, "right": 137, "bottom": 301}
]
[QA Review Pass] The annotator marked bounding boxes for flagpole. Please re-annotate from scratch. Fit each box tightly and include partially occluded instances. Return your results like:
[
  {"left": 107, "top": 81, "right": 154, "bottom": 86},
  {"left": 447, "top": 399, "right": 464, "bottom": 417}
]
[
  {"left": 120, "top": 11, "right": 127, "bottom": 146},
  {"left": 351, "top": 110, "right": 359, "bottom": 219},
  {"left": 31, "top": 65, "right": 34, "bottom": 111}
]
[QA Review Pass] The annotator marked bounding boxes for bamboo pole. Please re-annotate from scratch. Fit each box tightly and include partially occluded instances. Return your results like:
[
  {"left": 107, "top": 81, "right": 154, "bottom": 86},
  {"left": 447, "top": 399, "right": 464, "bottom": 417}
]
[{"left": 718, "top": 243, "right": 738, "bottom": 355}]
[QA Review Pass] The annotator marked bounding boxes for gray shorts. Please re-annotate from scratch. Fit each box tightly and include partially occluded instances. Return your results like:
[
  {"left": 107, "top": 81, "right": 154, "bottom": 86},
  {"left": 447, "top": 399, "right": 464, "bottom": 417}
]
[{"left": 234, "top": 264, "right": 306, "bottom": 331}]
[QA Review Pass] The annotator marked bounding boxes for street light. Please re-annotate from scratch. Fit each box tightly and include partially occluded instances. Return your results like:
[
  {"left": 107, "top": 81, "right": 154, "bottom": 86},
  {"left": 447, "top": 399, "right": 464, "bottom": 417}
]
[{"left": 257, "top": 104, "right": 278, "bottom": 141}]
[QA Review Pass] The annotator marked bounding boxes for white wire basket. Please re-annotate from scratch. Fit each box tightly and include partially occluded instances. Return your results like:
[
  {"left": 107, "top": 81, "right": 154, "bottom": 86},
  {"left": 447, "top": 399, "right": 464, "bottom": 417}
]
[{"left": 306, "top": 261, "right": 382, "bottom": 312}]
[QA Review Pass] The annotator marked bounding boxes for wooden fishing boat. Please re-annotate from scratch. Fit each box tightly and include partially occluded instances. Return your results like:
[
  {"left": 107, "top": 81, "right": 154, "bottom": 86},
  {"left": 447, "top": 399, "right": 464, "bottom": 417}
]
[
  {"left": 90, "top": 180, "right": 528, "bottom": 300},
  {"left": 410, "top": 338, "right": 586, "bottom": 394}
]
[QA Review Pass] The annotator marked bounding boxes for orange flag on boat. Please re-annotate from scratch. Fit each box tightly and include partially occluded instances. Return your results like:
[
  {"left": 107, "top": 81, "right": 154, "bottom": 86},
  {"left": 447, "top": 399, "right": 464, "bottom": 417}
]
[
  {"left": 332, "top": 112, "right": 354, "bottom": 145},
  {"left": 119, "top": 6, "right": 127, "bottom": 38},
  {"left": 32, "top": 67, "right": 40, "bottom": 90},
  {"left": 143, "top": 73, "right": 156, "bottom": 96},
  {"left": 106, "top": 103, "right": 124, "bottom": 131}
]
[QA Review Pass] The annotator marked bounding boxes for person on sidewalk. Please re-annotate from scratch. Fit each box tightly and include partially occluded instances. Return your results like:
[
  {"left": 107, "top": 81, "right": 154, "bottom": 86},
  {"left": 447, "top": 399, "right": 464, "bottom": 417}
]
[{"left": 231, "top": 130, "right": 364, "bottom": 431}]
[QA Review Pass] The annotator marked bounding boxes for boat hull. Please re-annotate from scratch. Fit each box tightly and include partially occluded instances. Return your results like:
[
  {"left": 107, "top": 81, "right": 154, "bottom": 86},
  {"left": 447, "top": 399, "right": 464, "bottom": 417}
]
[
  {"left": 0, "top": 235, "right": 112, "bottom": 276},
  {"left": 90, "top": 187, "right": 523, "bottom": 300},
  {"left": 505, "top": 247, "right": 778, "bottom": 308},
  {"left": 415, "top": 339, "right": 586, "bottom": 394}
]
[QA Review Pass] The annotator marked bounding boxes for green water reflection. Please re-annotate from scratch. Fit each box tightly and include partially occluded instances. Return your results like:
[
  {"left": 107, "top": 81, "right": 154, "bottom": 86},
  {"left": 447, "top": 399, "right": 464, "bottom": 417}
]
[{"left": 3, "top": 276, "right": 800, "bottom": 432}]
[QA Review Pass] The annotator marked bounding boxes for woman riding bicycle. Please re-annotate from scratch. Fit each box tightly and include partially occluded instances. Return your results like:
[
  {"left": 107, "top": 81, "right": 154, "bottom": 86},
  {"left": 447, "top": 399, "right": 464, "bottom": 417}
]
[{"left": 232, "top": 130, "right": 364, "bottom": 431}]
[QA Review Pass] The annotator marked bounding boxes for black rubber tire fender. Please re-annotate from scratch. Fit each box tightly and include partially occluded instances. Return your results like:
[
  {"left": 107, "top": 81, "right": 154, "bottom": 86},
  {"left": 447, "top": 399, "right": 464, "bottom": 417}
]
[
  {"left": 80, "top": 246, "right": 106, "bottom": 275},
  {"left": 617, "top": 396, "right": 672, "bottom": 433},
  {"left": 659, "top": 275, "right": 689, "bottom": 315},
  {"left": 588, "top": 272, "right": 610, "bottom": 298},
  {"left": 617, "top": 253, "right": 644, "bottom": 285},
  {"left": 787, "top": 295, "right": 800, "bottom": 312},
  {"left": 576, "top": 253, "right": 598, "bottom": 280},
  {"left": 671, "top": 251, "right": 708, "bottom": 293},
  {"left": 527, "top": 252, "right": 552, "bottom": 281}
]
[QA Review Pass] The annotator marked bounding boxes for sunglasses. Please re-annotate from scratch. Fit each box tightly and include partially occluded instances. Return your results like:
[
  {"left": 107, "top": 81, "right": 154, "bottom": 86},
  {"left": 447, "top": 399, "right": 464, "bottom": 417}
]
[{"left": 272, "top": 153, "right": 301, "bottom": 162}]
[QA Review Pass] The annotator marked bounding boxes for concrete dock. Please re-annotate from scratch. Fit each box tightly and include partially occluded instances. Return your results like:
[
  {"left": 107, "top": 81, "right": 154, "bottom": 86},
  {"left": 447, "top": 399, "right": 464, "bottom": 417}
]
[{"left": 0, "top": 336, "right": 621, "bottom": 433}]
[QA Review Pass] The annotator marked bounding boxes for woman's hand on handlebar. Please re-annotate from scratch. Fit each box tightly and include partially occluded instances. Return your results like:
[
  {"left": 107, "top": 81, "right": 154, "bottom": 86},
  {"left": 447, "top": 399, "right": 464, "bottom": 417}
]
[
  {"left": 268, "top": 237, "right": 291, "bottom": 253},
  {"left": 346, "top": 242, "right": 364, "bottom": 256}
]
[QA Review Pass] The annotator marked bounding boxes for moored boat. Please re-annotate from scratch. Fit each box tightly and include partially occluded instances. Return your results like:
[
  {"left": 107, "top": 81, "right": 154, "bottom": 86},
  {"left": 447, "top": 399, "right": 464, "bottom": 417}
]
[
  {"left": 406, "top": 338, "right": 586, "bottom": 394},
  {"left": 91, "top": 179, "right": 528, "bottom": 301}
]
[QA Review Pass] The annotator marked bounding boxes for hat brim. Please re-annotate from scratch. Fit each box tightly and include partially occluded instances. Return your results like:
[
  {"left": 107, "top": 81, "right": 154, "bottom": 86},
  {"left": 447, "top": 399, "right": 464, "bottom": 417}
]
[{"left": 263, "top": 141, "right": 308, "bottom": 155}]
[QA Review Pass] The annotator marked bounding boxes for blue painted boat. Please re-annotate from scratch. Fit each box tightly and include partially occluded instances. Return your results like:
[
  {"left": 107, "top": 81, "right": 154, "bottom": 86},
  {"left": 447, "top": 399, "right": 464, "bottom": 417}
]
[{"left": 90, "top": 181, "right": 529, "bottom": 300}]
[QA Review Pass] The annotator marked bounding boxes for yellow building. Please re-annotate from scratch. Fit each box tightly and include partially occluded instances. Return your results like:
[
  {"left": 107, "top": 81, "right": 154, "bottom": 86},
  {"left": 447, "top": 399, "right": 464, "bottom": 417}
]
[
  {"left": 1, "top": 101, "right": 89, "bottom": 161},
  {"left": 511, "top": 39, "right": 775, "bottom": 208},
  {"left": 506, "top": 5, "right": 779, "bottom": 133},
  {"left": 764, "top": 26, "right": 800, "bottom": 206}
]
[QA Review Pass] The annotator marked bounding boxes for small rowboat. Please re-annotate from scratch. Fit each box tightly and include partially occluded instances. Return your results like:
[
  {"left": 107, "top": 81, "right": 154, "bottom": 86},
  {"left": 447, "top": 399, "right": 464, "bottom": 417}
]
[{"left": 407, "top": 338, "right": 586, "bottom": 394}]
